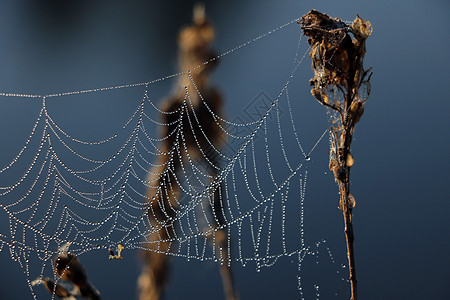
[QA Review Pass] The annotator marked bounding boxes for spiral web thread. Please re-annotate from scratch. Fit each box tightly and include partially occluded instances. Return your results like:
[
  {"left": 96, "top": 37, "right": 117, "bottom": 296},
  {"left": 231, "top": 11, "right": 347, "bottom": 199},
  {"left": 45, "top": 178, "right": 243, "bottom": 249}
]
[{"left": 0, "top": 17, "right": 345, "bottom": 299}]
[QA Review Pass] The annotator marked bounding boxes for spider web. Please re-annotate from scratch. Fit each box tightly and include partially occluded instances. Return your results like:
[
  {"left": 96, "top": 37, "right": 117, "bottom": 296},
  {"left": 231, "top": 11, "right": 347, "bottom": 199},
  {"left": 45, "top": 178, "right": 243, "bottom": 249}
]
[{"left": 0, "top": 17, "right": 348, "bottom": 299}]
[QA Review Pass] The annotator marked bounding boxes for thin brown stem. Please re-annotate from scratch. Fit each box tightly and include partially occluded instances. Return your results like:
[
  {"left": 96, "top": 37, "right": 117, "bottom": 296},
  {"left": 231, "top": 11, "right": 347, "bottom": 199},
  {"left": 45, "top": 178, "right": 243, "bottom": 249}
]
[
  {"left": 338, "top": 171, "right": 357, "bottom": 300},
  {"left": 299, "top": 10, "right": 372, "bottom": 300},
  {"left": 344, "top": 208, "right": 357, "bottom": 299}
]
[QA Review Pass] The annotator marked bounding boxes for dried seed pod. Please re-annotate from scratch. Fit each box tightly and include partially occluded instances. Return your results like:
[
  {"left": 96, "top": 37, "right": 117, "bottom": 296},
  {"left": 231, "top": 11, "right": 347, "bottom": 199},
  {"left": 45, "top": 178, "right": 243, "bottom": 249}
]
[
  {"left": 348, "top": 194, "right": 356, "bottom": 208},
  {"left": 349, "top": 100, "right": 364, "bottom": 125},
  {"left": 346, "top": 152, "right": 355, "bottom": 167},
  {"left": 351, "top": 15, "right": 373, "bottom": 41}
]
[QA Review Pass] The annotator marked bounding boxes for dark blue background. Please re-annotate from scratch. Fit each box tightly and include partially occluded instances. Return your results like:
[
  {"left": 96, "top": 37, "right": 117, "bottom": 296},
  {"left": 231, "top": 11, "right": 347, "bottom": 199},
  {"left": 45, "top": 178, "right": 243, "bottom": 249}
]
[{"left": 0, "top": 0, "right": 449, "bottom": 299}]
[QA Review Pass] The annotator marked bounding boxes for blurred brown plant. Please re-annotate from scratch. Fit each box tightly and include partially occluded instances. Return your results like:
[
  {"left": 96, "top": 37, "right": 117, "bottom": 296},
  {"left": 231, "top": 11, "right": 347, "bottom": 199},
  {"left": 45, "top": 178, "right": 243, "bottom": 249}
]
[
  {"left": 33, "top": 241, "right": 101, "bottom": 299},
  {"left": 299, "top": 9, "right": 373, "bottom": 300},
  {"left": 31, "top": 277, "right": 76, "bottom": 300},
  {"left": 138, "top": 4, "right": 237, "bottom": 300}
]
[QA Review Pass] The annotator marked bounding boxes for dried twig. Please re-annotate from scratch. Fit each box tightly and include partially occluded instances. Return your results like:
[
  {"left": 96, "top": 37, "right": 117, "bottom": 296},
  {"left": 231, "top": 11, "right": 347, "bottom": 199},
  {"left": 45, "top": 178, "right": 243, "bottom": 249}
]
[
  {"left": 299, "top": 10, "right": 372, "bottom": 300},
  {"left": 31, "top": 277, "right": 76, "bottom": 300},
  {"left": 34, "top": 241, "right": 101, "bottom": 299}
]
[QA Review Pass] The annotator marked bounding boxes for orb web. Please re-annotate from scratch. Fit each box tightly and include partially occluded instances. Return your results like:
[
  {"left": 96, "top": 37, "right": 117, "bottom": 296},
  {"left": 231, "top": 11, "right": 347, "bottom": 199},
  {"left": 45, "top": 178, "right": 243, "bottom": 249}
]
[{"left": 0, "top": 16, "right": 348, "bottom": 299}]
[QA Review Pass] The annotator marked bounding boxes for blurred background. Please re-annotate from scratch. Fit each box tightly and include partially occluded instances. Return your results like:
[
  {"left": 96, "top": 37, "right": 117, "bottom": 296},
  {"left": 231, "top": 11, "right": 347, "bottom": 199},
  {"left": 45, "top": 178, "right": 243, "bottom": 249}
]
[{"left": 0, "top": 0, "right": 449, "bottom": 299}]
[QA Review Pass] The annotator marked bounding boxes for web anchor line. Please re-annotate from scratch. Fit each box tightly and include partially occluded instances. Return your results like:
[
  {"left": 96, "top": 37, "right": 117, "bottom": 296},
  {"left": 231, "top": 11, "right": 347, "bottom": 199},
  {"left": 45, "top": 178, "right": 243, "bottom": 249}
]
[{"left": 0, "top": 18, "right": 300, "bottom": 101}]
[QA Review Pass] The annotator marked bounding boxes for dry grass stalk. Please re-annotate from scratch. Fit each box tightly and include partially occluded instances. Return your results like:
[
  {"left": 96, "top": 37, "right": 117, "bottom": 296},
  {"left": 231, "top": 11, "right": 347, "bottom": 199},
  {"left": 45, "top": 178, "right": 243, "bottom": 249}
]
[
  {"left": 299, "top": 9, "right": 373, "bottom": 300},
  {"left": 138, "top": 4, "right": 237, "bottom": 300}
]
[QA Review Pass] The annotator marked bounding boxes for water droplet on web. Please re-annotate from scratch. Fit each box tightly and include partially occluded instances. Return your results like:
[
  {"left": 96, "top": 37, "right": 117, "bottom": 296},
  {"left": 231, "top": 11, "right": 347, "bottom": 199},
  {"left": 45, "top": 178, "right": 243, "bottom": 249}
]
[{"left": 305, "top": 155, "right": 310, "bottom": 161}]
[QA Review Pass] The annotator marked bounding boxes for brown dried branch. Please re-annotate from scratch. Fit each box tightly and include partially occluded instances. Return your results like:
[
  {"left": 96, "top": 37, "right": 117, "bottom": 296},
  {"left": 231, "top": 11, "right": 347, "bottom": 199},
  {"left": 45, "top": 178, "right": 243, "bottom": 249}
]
[
  {"left": 299, "top": 9, "right": 372, "bottom": 300},
  {"left": 31, "top": 277, "right": 76, "bottom": 300},
  {"left": 33, "top": 242, "right": 101, "bottom": 299},
  {"left": 138, "top": 4, "right": 237, "bottom": 300}
]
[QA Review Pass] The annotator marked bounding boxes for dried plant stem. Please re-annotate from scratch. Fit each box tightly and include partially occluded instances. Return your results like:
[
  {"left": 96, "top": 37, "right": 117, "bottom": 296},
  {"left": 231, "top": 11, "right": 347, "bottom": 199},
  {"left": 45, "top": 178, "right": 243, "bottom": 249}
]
[
  {"left": 139, "top": 5, "right": 237, "bottom": 300},
  {"left": 299, "top": 10, "right": 372, "bottom": 300},
  {"left": 338, "top": 136, "right": 357, "bottom": 299},
  {"left": 337, "top": 101, "right": 357, "bottom": 298},
  {"left": 343, "top": 202, "right": 357, "bottom": 298}
]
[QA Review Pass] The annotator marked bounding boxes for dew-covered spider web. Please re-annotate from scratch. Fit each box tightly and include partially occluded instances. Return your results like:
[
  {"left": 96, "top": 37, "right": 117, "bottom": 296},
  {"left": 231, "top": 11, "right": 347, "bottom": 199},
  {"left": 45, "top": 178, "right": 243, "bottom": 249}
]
[{"left": 0, "top": 17, "right": 350, "bottom": 299}]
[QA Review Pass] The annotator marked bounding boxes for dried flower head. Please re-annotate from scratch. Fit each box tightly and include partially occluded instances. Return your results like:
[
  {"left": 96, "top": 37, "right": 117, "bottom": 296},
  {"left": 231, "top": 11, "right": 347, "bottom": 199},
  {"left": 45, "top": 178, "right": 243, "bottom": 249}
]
[{"left": 299, "top": 9, "right": 372, "bottom": 124}]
